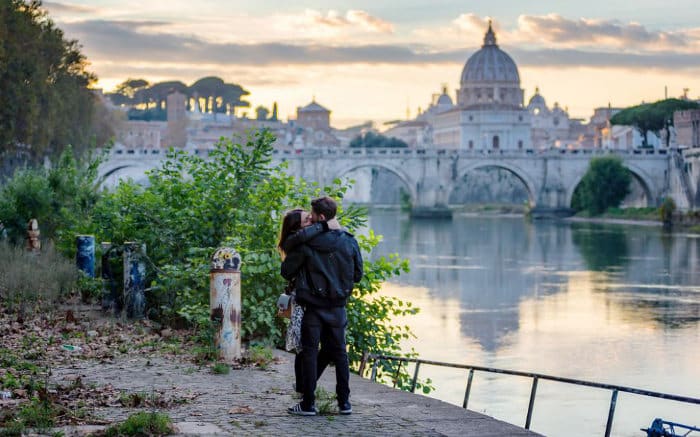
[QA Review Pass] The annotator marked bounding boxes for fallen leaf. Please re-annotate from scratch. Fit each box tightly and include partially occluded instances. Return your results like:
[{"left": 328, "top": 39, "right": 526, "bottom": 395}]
[{"left": 228, "top": 406, "right": 254, "bottom": 414}]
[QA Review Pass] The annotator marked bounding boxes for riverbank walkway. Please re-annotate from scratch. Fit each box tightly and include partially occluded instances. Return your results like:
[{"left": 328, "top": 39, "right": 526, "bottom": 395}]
[{"left": 53, "top": 350, "right": 541, "bottom": 436}]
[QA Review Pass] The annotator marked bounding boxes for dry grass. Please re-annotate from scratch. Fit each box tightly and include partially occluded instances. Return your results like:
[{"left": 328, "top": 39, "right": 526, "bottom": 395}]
[{"left": 0, "top": 241, "right": 79, "bottom": 312}]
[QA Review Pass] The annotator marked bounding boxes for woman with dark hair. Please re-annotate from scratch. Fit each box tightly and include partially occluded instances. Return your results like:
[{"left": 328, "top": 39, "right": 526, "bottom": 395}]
[
  {"left": 278, "top": 209, "right": 311, "bottom": 257},
  {"left": 278, "top": 208, "right": 314, "bottom": 394}
]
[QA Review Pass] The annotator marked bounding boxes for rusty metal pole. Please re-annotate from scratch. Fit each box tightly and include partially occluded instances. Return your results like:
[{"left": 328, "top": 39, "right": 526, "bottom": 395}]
[
  {"left": 26, "top": 219, "right": 41, "bottom": 253},
  {"left": 76, "top": 235, "right": 95, "bottom": 277},
  {"left": 123, "top": 242, "right": 146, "bottom": 319},
  {"left": 210, "top": 247, "right": 242, "bottom": 363}
]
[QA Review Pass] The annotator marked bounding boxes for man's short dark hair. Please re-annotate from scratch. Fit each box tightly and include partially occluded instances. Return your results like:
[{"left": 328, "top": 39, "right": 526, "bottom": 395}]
[{"left": 311, "top": 196, "right": 337, "bottom": 220}]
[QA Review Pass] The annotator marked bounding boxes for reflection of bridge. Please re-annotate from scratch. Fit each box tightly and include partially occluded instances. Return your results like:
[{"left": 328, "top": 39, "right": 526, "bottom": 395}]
[{"left": 99, "top": 147, "right": 687, "bottom": 216}]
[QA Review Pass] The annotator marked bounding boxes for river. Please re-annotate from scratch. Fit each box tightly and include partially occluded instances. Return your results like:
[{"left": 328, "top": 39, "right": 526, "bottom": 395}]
[{"left": 364, "top": 209, "right": 700, "bottom": 437}]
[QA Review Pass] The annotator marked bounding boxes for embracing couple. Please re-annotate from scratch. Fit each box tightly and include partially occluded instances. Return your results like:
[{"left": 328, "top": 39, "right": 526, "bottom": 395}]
[{"left": 277, "top": 196, "right": 363, "bottom": 416}]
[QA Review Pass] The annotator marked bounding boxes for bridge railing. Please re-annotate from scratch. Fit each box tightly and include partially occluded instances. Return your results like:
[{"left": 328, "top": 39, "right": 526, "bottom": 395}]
[
  {"left": 267, "top": 147, "right": 671, "bottom": 158},
  {"left": 363, "top": 353, "right": 699, "bottom": 437},
  {"left": 107, "top": 146, "right": 673, "bottom": 159}
]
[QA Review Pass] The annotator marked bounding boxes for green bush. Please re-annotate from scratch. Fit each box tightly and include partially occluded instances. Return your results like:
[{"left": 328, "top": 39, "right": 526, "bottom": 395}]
[
  {"left": 105, "top": 412, "right": 173, "bottom": 436},
  {"left": 244, "top": 344, "right": 274, "bottom": 370},
  {"left": 212, "top": 363, "right": 230, "bottom": 374},
  {"left": 17, "top": 398, "right": 56, "bottom": 431},
  {"left": 571, "top": 157, "right": 631, "bottom": 215},
  {"left": 659, "top": 197, "right": 676, "bottom": 225},
  {"left": 0, "top": 145, "right": 104, "bottom": 253}
]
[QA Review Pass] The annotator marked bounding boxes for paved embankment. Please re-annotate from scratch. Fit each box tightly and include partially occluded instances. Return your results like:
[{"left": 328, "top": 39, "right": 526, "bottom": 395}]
[{"left": 53, "top": 350, "right": 540, "bottom": 436}]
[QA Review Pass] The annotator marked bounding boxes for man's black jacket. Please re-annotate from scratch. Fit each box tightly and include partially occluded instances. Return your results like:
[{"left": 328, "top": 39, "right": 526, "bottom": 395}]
[{"left": 281, "top": 229, "right": 363, "bottom": 308}]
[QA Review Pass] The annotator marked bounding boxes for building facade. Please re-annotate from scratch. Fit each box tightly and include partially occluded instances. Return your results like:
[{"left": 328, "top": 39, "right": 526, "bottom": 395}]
[
  {"left": 675, "top": 109, "right": 700, "bottom": 148},
  {"left": 431, "top": 23, "right": 531, "bottom": 150}
]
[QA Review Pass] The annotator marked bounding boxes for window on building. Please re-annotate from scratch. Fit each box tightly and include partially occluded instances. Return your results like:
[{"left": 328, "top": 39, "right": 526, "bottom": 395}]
[
  {"left": 469, "top": 140, "right": 474, "bottom": 149},
  {"left": 493, "top": 135, "right": 500, "bottom": 149},
  {"left": 518, "top": 140, "right": 523, "bottom": 149}
]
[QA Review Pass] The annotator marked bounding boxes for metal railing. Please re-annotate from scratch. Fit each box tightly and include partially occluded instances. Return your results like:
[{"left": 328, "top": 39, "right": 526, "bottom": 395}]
[{"left": 364, "top": 353, "right": 700, "bottom": 437}]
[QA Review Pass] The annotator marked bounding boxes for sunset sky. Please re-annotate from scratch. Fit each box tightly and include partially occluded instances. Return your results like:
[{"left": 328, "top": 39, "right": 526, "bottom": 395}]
[{"left": 44, "top": 0, "right": 700, "bottom": 127}]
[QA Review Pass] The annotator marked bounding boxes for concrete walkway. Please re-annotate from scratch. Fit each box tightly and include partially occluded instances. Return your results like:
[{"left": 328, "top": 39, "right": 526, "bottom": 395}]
[{"left": 53, "top": 350, "right": 540, "bottom": 436}]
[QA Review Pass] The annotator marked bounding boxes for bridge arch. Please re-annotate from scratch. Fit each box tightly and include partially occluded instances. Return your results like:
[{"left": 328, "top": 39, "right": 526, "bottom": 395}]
[
  {"left": 98, "top": 162, "right": 152, "bottom": 188},
  {"left": 334, "top": 162, "right": 417, "bottom": 205},
  {"left": 450, "top": 161, "right": 539, "bottom": 206},
  {"left": 565, "top": 162, "right": 656, "bottom": 208}
]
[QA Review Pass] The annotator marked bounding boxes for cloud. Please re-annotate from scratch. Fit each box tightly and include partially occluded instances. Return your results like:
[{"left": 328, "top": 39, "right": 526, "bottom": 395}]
[
  {"left": 510, "top": 48, "right": 700, "bottom": 70},
  {"left": 62, "top": 19, "right": 700, "bottom": 74},
  {"left": 515, "top": 14, "right": 691, "bottom": 51},
  {"left": 346, "top": 10, "right": 394, "bottom": 34},
  {"left": 422, "top": 13, "right": 700, "bottom": 54},
  {"left": 64, "top": 20, "right": 433, "bottom": 64},
  {"left": 283, "top": 9, "right": 394, "bottom": 35},
  {"left": 453, "top": 13, "right": 491, "bottom": 34},
  {"left": 42, "top": 1, "right": 98, "bottom": 14}
]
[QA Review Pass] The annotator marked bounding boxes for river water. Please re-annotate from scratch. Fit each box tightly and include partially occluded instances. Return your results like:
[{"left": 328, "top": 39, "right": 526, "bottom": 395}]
[{"left": 364, "top": 210, "right": 700, "bottom": 437}]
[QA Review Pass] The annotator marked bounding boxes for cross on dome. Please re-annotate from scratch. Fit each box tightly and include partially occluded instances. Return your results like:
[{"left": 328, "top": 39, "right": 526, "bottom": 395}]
[{"left": 483, "top": 20, "right": 497, "bottom": 47}]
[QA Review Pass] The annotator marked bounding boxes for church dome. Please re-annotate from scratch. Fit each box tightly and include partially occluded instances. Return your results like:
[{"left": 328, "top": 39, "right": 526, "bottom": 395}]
[
  {"left": 460, "top": 23, "right": 520, "bottom": 85},
  {"left": 436, "top": 86, "right": 453, "bottom": 107},
  {"left": 528, "top": 87, "right": 546, "bottom": 108}
]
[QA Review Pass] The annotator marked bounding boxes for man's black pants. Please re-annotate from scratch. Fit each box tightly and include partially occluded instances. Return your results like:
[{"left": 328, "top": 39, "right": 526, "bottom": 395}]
[{"left": 300, "top": 306, "right": 350, "bottom": 409}]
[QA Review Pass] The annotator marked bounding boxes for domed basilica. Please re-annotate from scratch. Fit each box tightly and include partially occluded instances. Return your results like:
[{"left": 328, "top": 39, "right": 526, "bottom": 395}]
[{"left": 404, "top": 22, "right": 579, "bottom": 150}]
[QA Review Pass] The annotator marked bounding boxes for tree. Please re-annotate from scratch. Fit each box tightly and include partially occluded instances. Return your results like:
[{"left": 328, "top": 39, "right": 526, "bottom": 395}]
[
  {"left": 148, "top": 81, "right": 189, "bottom": 111},
  {"left": 571, "top": 157, "right": 631, "bottom": 215},
  {"left": 0, "top": 146, "right": 103, "bottom": 246},
  {"left": 610, "top": 98, "right": 700, "bottom": 148},
  {"left": 350, "top": 132, "right": 408, "bottom": 148},
  {"left": 105, "top": 76, "right": 250, "bottom": 116},
  {"left": 0, "top": 0, "right": 101, "bottom": 169},
  {"left": 255, "top": 106, "right": 269, "bottom": 121}
]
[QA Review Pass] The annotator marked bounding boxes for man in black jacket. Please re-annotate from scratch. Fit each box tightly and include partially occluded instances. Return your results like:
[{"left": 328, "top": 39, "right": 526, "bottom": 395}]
[{"left": 281, "top": 197, "right": 363, "bottom": 416}]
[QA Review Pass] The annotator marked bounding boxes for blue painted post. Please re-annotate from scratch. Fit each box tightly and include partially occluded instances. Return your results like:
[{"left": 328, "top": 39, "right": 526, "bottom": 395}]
[
  {"left": 76, "top": 235, "right": 95, "bottom": 277},
  {"left": 123, "top": 242, "right": 146, "bottom": 319},
  {"left": 210, "top": 247, "right": 242, "bottom": 362}
]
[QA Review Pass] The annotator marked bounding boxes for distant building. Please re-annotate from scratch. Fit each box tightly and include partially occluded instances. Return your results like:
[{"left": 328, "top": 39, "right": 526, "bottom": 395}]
[
  {"left": 383, "top": 120, "right": 431, "bottom": 148},
  {"left": 675, "top": 109, "right": 700, "bottom": 148},
  {"left": 334, "top": 121, "right": 376, "bottom": 146},
  {"left": 165, "top": 91, "right": 187, "bottom": 148},
  {"left": 586, "top": 106, "right": 663, "bottom": 150},
  {"left": 292, "top": 100, "right": 340, "bottom": 148},
  {"left": 527, "top": 88, "right": 579, "bottom": 149},
  {"left": 401, "top": 23, "right": 656, "bottom": 152},
  {"left": 112, "top": 92, "right": 343, "bottom": 151},
  {"left": 431, "top": 23, "right": 531, "bottom": 150},
  {"left": 296, "top": 100, "right": 331, "bottom": 132},
  {"left": 116, "top": 120, "right": 166, "bottom": 149}
]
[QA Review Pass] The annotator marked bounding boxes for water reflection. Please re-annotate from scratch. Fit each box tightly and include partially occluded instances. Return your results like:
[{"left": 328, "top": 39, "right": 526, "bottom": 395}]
[
  {"left": 571, "top": 223, "right": 629, "bottom": 271},
  {"left": 367, "top": 212, "right": 575, "bottom": 350},
  {"left": 367, "top": 211, "right": 700, "bottom": 341},
  {"left": 363, "top": 210, "right": 700, "bottom": 436}
]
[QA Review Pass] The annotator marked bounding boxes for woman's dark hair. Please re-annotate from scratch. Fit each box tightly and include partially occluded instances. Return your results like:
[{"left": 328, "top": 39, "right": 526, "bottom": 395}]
[{"left": 278, "top": 208, "right": 305, "bottom": 258}]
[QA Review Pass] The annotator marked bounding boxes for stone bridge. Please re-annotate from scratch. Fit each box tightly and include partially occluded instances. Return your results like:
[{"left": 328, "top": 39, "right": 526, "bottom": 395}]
[{"left": 99, "top": 147, "right": 686, "bottom": 217}]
